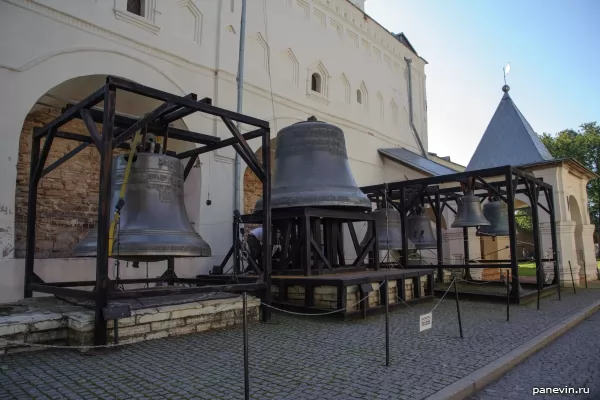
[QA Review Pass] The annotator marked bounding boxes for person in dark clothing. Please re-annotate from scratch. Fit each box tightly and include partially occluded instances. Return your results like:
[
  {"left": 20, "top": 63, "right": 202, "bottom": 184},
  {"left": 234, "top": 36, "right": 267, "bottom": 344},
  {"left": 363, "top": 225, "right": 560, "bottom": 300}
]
[{"left": 245, "top": 227, "right": 263, "bottom": 272}]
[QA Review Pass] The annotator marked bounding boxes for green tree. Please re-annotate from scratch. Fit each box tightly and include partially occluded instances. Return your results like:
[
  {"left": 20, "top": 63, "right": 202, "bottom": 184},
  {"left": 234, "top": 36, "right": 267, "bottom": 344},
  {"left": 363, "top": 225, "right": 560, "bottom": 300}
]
[
  {"left": 538, "top": 122, "right": 600, "bottom": 231},
  {"left": 515, "top": 207, "right": 532, "bottom": 231}
]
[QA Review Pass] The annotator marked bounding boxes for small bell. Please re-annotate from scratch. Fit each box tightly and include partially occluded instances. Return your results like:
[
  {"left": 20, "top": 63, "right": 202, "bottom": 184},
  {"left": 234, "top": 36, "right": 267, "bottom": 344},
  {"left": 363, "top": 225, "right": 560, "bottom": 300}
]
[
  {"left": 360, "top": 206, "right": 415, "bottom": 251},
  {"left": 451, "top": 194, "right": 491, "bottom": 228},
  {"left": 477, "top": 196, "right": 510, "bottom": 237},
  {"left": 406, "top": 206, "right": 437, "bottom": 249}
]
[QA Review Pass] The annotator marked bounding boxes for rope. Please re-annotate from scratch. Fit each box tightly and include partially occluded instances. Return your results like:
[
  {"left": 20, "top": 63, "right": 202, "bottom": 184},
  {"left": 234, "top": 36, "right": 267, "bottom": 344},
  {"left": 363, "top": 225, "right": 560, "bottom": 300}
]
[{"left": 259, "top": 279, "right": 387, "bottom": 316}]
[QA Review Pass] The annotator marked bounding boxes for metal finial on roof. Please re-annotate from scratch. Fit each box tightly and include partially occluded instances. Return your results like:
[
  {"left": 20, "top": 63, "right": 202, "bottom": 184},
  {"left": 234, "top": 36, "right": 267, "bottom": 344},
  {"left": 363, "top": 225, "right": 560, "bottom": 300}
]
[
  {"left": 307, "top": 116, "right": 317, "bottom": 121},
  {"left": 502, "top": 85, "right": 510, "bottom": 93},
  {"left": 503, "top": 62, "right": 511, "bottom": 85}
]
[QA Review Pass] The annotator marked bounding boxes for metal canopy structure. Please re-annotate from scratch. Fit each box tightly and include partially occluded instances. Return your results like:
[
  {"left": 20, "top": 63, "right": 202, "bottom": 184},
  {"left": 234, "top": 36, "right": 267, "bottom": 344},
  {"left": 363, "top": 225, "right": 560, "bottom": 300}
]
[
  {"left": 360, "top": 165, "right": 560, "bottom": 302},
  {"left": 24, "top": 76, "right": 272, "bottom": 345}
]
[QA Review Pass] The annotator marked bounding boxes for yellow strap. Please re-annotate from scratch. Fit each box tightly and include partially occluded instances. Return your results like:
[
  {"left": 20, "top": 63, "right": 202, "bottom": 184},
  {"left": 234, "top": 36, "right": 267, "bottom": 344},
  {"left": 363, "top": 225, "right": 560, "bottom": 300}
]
[{"left": 108, "top": 129, "right": 144, "bottom": 256}]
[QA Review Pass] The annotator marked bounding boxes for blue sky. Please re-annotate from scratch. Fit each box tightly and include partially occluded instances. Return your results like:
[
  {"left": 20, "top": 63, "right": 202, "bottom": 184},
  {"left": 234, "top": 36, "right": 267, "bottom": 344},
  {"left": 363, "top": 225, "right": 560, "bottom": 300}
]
[{"left": 366, "top": 0, "right": 600, "bottom": 166}]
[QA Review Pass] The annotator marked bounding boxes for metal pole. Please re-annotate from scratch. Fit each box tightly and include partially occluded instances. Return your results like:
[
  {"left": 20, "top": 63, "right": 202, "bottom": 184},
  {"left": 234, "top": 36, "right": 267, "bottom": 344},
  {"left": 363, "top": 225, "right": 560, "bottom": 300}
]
[
  {"left": 94, "top": 83, "right": 116, "bottom": 346},
  {"left": 453, "top": 279, "right": 463, "bottom": 339},
  {"left": 385, "top": 277, "right": 390, "bottom": 367},
  {"left": 233, "top": 0, "right": 247, "bottom": 214},
  {"left": 568, "top": 261, "right": 576, "bottom": 294},
  {"left": 243, "top": 292, "right": 250, "bottom": 400},
  {"left": 583, "top": 260, "right": 588, "bottom": 289},
  {"left": 548, "top": 189, "right": 560, "bottom": 300},
  {"left": 435, "top": 191, "right": 444, "bottom": 283},
  {"left": 506, "top": 169, "right": 519, "bottom": 298},
  {"left": 24, "top": 134, "right": 41, "bottom": 298},
  {"left": 505, "top": 271, "right": 510, "bottom": 321}
]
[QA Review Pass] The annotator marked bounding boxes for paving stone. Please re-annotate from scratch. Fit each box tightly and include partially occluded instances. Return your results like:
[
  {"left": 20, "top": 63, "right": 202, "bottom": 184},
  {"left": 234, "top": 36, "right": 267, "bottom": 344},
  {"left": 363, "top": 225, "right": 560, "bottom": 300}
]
[
  {"left": 471, "top": 308, "right": 600, "bottom": 400},
  {"left": 0, "top": 289, "right": 599, "bottom": 399}
]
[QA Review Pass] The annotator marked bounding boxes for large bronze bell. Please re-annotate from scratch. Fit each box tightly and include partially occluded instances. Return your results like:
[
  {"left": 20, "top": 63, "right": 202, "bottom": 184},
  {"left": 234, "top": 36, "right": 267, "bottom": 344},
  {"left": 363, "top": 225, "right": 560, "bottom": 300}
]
[
  {"left": 406, "top": 206, "right": 437, "bottom": 249},
  {"left": 477, "top": 197, "right": 510, "bottom": 237},
  {"left": 451, "top": 194, "right": 491, "bottom": 228},
  {"left": 74, "top": 151, "right": 211, "bottom": 262},
  {"left": 254, "top": 117, "right": 371, "bottom": 211},
  {"left": 360, "top": 206, "right": 415, "bottom": 251}
]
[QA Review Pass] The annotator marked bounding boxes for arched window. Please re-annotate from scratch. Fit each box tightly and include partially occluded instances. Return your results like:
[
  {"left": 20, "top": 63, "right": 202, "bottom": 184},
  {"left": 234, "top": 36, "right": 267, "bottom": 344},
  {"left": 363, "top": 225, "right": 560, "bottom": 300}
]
[
  {"left": 311, "top": 73, "right": 322, "bottom": 93},
  {"left": 356, "top": 89, "right": 362, "bottom": 104},
  {"left": 127, "top": 0, "right": 143, "bottom": 16}
]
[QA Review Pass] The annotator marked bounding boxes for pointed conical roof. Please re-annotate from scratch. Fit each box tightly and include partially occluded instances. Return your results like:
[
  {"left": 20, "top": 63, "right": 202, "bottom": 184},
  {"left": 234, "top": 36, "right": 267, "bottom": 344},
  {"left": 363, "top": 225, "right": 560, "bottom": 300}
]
[{"left": 465, "top": 86, "right": 553, "bottom": 171}]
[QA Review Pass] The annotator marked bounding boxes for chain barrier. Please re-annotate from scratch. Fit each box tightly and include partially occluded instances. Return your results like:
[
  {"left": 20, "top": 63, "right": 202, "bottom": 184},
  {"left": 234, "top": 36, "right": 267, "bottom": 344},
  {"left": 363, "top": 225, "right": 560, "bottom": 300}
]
[{"left": 259, "top": 279, "right": 387, "bottom": 316}]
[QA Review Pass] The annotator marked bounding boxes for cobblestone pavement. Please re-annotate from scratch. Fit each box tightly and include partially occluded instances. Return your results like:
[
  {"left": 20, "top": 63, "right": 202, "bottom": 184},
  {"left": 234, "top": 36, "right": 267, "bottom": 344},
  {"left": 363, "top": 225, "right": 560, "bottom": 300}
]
[
  {"left": 0, "top": 288, "right": 598, "bottom": 400},
  {"left": 472, "top": 309, "right": 600, "bottom": 400}
]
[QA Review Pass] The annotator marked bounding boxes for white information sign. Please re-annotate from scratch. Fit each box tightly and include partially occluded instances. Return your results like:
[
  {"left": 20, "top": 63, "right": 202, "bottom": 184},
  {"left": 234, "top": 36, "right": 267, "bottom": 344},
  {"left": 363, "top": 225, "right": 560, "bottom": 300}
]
[{"left": 419, "top": 312, "right": 433, "bottom": 332}]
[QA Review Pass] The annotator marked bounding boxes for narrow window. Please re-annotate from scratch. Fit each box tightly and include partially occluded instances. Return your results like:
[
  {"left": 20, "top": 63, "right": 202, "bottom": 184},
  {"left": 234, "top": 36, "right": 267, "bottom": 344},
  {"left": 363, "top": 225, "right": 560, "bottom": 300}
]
[
  {"left": 357, "top": 89, "right": 362, "bottom": 104},
  {"left": 127, "top": 0, "right": 143, "bottom": 16},
  {"left": 311, "top": 73, "right": 322, "bottom": 93}
]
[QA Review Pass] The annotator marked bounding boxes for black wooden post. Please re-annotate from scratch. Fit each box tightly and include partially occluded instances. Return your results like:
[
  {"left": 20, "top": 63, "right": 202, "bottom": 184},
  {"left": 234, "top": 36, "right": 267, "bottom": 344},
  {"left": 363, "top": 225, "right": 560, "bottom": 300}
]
[
  {"left": 167, "top": 258, "right": 175, "bottom": 286},
  {"left": 548, "top": 188, "right": 561, "bottom": 300},
  {"left": 529, "top": 181, "right": 543, "bottom": 310},
  {"left": 505, "top": 270, "right": 510, "bottom": 321},
  {"left": 435, "top": 191, "right": 444, "bottom": 283},
  {"left": 453, "top": 279, "right": 464, "bottom": 339},
  {"left": 384, "top": 277, "right": 390, "bottom": 367},
  {"left": 462, "top": 227, "right": 471, "bottom": 280},
  {"left": 568, "top": 261, "right": 576, "bottom": 294},
  {"left": 24, "top": 133, "right": 41, "bottom": 298},
  {"left": 233, "top": 213, "right": 240, "bottom": 275},
  {"left": 261, "top": 128, "right": 272, "bottom": 322},
  {"left": 505, "top": 168, "right": 519, "bottom": 298},
  {"left": 94, "top": 82, "right": 116, "bottom": 346},
  {"left": 399, "top": 186, "right": 408, "bottom": 268},
  {"left": 243, "top": 292, "right": 250, "bottom": 400}
]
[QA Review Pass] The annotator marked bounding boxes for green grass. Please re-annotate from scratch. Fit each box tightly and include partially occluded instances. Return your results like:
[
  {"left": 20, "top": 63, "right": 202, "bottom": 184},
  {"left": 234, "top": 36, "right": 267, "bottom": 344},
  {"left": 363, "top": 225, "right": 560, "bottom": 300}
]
[
  {"left": 518, "top": 262, "right": 536, "bottom": 277},
  {"left": 520, "top": 260, "right": 600, "bottom": 276}
]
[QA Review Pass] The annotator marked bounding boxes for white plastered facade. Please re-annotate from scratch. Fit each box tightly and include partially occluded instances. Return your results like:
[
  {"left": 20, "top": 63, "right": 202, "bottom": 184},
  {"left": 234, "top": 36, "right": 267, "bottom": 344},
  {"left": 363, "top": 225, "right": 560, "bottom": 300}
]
[{"left": 0, "top": 0, "right": 429, "bottom": 302}]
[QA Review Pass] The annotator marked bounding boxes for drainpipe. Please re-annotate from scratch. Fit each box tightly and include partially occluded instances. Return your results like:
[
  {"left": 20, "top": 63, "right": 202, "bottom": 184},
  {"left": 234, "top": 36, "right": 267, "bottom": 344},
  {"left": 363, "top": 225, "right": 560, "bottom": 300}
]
[
  {"left": 234, "top": 0, "right": 247, "bottom": 213},
  {"left": 404, "top": 57, "right": 428, "bottom": 158}
]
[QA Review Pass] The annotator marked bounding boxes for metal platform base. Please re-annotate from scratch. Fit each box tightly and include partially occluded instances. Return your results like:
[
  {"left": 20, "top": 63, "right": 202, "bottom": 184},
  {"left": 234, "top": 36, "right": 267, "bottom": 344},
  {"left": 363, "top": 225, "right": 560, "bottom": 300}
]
[
  {"left": 434, "top": 281, "right": 559, "bottom": 305},
  {"left": 264, "top": 268, "right": 435, "bottom": 320}
]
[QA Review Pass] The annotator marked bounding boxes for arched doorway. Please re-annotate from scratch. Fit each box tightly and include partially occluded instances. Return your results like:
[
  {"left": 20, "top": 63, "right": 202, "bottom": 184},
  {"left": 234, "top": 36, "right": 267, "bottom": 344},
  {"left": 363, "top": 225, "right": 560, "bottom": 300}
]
[
  {"left": 13, "top": 75, "right": 202, "bottom": 287},
  {"left": 568, "top": 195, "right": 585, "bottom": 267}
]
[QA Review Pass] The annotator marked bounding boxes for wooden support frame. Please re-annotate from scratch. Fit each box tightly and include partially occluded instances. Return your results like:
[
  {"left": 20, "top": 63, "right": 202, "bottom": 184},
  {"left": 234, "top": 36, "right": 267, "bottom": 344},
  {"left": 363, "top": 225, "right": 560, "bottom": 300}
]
[
  {"left": 23, "top": 76, "right": 272, "bottom": 345},
  {"left": 360, "top": 165, "right": 557, "bottom": 303},
  {"left": 241, "top": 207, "right": 378, "bottom": 276}
]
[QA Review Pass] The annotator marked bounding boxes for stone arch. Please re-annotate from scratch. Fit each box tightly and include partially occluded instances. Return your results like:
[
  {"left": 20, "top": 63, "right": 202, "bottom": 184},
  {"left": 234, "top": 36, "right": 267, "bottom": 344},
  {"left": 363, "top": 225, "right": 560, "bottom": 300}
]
[
  {"left": 0, "top": 49, "right": 208, "bottom": 261},
  {"left": 242, "top": 138, "right": 277, "bottom": 215},
  {"left": 568, "top": 195, "right": 585, "bottom": 265},
  {"left": 13, "top": 74, "right": 201, "bottom": 259}
]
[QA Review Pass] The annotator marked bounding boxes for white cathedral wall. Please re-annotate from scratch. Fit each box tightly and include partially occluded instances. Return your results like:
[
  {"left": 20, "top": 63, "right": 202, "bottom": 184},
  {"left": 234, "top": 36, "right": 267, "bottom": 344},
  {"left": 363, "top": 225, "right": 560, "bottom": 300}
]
[{"left": 0, "top": 0, "right": 428, "bottom": 303}]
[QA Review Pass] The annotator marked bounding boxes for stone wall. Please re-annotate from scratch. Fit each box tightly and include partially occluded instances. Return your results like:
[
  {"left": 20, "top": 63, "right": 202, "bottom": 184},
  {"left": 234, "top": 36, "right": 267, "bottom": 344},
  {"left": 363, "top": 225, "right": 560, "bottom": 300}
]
[
  {"left": 0, "top": 296, "right": 260, "bottom": 355},
  {"left": 242, "top": 140, "right": 276, "bottom": 215},
  {"left": 271, "top": 276, "right": 428, "bottom": 312},
  {"left": 14, "top": 107, "right": 122, "bottom": 258}
]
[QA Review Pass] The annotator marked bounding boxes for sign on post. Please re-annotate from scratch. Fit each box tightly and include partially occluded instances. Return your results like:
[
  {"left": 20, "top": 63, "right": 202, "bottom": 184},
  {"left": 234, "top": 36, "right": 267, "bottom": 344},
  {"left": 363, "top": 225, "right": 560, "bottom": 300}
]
[{"left": 419, "top": 312, "right": 433, "bottom": 332}]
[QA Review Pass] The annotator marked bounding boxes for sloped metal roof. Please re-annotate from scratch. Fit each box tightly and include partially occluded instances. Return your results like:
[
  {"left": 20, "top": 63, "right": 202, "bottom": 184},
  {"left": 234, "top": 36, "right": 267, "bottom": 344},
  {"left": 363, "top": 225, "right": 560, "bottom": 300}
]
[
  {"left": 466, "top": 88, "right": 554, "bottom": 171},
  {"left": 379, "top": 147, "right": 456, "bottom": 176}
]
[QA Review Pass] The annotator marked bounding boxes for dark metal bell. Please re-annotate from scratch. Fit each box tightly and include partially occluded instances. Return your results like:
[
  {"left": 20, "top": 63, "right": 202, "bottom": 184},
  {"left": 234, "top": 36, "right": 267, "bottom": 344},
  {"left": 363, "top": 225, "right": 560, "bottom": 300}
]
[
  {"left": 451, "top": 195, "right": 491, "bottom": 228},
  {"left": 254, "top": 117, "right": 371, "bottom": 211},
  {"left": 406, "top": 206, "right": 437, "bottom": 249},
  {"left": 360, "top": 207, "right": 415, "bottom": 251},
  {"left": 477, "top": 197, "right": 510, "bottom": 237},
  {"left": 74, "top": 152, "right": 211, "bottom": 262}
]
